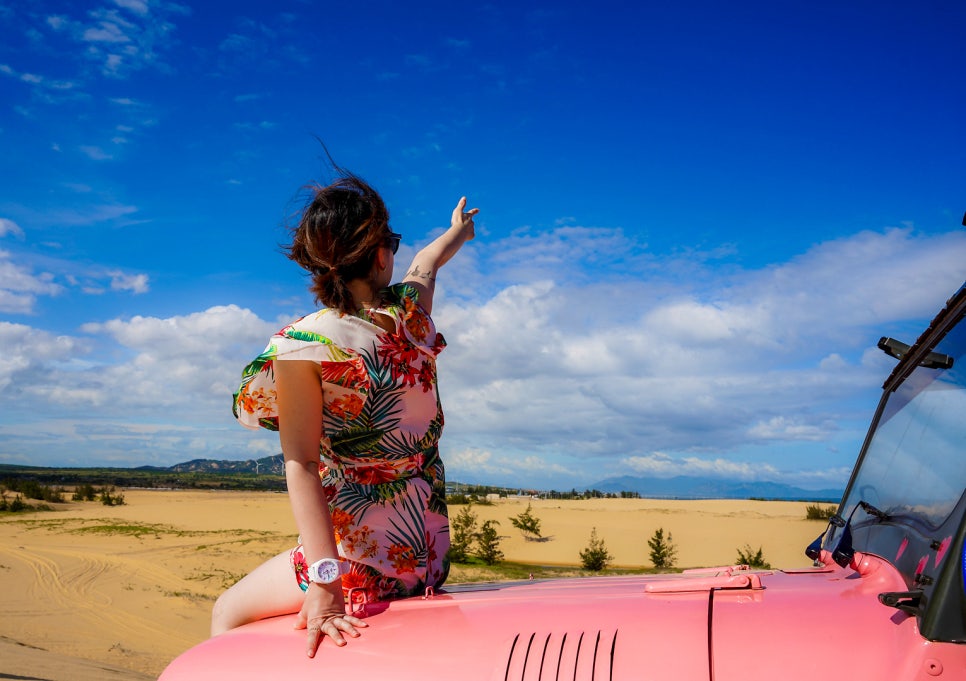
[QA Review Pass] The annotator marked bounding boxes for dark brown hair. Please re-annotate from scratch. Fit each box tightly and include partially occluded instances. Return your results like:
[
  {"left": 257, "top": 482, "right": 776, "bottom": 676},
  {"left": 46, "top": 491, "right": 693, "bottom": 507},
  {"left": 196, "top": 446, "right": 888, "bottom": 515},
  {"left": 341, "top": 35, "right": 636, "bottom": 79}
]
[{"left": 286, "top": 171, "right": 392, "bottom": 313}]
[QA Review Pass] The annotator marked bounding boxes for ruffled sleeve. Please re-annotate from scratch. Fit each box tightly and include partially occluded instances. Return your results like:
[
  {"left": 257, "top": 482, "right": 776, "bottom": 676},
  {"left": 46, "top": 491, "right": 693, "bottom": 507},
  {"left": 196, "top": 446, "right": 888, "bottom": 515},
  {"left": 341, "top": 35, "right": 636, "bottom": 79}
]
[
  {"left": 387, "top": 283, "right": 446, "bottom": 356},
  {"left": 232, "top": 309, "right": 371, "bottom": 431}
]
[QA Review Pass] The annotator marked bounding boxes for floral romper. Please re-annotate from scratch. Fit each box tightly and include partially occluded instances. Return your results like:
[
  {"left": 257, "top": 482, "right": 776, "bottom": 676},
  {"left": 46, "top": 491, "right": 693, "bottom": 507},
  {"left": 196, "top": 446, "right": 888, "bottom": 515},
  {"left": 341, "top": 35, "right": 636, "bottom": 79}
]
[{"left": 232, "top": 283, "right": 450, "bottom": 600}]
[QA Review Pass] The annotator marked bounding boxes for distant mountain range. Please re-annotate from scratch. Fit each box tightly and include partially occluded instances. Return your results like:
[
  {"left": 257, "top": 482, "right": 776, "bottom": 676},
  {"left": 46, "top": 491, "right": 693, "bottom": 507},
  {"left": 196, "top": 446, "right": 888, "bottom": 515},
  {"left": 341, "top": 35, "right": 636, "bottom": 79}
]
[
  {"left": 137, "top": 456, "right": 843, "bottom": 501},
  {"left": 137, "top": 455, "right": 285, "bottom": 475},
  {"left": 588, "top": 474, "right": 843, "bottom": 502}
]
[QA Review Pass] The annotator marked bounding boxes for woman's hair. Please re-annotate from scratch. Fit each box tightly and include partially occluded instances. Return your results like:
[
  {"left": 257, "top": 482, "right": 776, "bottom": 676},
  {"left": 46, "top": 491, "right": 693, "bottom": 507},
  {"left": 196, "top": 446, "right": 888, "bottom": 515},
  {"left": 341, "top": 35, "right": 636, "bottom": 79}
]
[{"left": 287, "top": 170, "right": 392, "bottom": 314}]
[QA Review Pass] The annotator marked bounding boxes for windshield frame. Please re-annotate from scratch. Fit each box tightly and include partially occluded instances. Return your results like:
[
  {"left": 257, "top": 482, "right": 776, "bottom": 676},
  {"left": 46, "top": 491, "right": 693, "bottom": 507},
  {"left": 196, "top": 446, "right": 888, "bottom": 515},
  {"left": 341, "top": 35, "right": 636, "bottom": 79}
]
[{"left": 824, "top": 282, "right": 966, "bottom": 568}]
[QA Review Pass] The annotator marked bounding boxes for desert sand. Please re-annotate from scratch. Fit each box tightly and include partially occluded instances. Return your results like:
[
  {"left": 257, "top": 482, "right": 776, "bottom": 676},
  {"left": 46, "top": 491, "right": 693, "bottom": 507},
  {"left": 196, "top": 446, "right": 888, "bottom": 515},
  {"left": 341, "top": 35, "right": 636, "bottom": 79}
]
[{"left": 0, "top": 489, "right": 828, "bottom": 680}]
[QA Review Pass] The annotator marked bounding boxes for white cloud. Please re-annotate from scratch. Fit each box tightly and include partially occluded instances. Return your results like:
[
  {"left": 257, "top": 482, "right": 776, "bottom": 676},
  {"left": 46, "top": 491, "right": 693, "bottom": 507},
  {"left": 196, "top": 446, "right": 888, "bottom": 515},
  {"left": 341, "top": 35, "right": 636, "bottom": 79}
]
[
  {"left": 746, "top": 416, "right": 829, "bottom": 441},
  {"left": 11, "top": 201, "right": 140, "bottom": 227},
  {"left": 63, "top": 182, "right": 93, "bottom": 193},
  {"left": 0, "top": 321, "right": 87, "bottom": 390},
  {"left": 72, "top": 305, "right": 279, "bottom": 410},
  {"left": 490, "top": 225, "right": 651, "bottom": 285},
  {"left": 0, "top": 218, "right": 25, "bottom": 238},
  {"left": 445, "top": 448, "right": 576, "bottom": 482},
  {"left": 79, "top": 145, "right": 113, "bottom": 160},
  {"left": 108, "top": 270, "right": 149, "bottom": 293},
  {"left": 727, "top": 228, "right": 966, "bottom": 341},
  {"left": 0, "top": 306, "right": 282, "bottom": 465},
  {"left": 32, "top": 2, "right": 189, "bottom": 79},
  {"left": 113, "top": 0, "right": 150, "bottom": 17},
  {"left": 623, "top": 452, "right": 783, "bottom": 480},
  {"left": 0, "top": 250, "right": 64, "bottom": 313},
  {"left": 0, "top": 62, "right": 78, "bottom": 94},
  {"left": 0, "top": 213, "right": 153, "bottom": 308},
  {"left": 0, "top": 290, "right": 42, "bottom": 315},
  {"left": 83, "top": 14, "right": 134, "bottom": 44},
  {"left": 47, "top": 15, "right": 68, "bottom": 31},
  {"left": 234, "top": 120, "right": 277, "bottom": 131}
]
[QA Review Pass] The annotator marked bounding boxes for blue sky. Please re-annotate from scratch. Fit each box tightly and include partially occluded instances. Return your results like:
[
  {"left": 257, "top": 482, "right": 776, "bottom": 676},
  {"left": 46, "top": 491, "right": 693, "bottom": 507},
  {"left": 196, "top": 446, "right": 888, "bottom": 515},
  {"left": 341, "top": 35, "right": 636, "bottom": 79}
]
[{"left": 1, "top": 0, "right": 964, "bottom": 491}]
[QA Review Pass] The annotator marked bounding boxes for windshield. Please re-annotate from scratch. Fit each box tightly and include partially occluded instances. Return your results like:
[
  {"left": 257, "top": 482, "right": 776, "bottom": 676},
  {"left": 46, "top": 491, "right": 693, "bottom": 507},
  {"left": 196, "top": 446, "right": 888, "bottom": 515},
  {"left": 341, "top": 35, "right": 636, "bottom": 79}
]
[{"left": 839, "top": 314, "right": 966, "bottom": 530}]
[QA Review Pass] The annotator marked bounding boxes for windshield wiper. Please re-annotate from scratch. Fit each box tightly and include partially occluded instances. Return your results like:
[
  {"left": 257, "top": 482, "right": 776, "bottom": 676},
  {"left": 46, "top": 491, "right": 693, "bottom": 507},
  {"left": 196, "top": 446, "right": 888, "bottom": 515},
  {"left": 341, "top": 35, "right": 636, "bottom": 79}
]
[
  {"left": 805, "top": 500, "right": 890, "bottom": 568},
  {"left": 805, "top": 501, "right": 927, "bottom": 617}
]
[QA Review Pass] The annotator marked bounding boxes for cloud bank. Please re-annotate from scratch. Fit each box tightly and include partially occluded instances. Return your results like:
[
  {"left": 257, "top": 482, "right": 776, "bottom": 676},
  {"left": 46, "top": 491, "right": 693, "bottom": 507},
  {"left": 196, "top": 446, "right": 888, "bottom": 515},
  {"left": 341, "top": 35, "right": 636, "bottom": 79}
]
[{"left": 1, "top": 223, "right": 963, "bottom": 489}]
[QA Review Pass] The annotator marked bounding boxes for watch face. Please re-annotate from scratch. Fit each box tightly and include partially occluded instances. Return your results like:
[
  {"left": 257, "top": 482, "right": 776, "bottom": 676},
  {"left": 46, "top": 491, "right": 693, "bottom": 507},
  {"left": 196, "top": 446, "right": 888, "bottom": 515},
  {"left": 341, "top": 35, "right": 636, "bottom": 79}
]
[
  {"left": 319, "top": 561, "right": 338, "bottom": 581},
  {"left": 310, "top": 558, "right": 343, "bottom": 583}
]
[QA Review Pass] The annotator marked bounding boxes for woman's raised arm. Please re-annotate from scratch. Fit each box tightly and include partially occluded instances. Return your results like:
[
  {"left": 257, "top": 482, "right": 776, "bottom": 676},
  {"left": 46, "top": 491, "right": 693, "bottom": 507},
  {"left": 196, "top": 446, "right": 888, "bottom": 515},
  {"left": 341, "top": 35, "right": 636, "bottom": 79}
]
[{"left": 402, "top": 196, "right": 478, "bottom": 315}]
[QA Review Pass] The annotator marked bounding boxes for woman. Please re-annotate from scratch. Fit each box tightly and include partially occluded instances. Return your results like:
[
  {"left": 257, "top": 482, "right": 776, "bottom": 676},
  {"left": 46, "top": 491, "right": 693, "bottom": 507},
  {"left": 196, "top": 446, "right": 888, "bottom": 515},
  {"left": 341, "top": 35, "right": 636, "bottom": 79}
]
[{"left": 212, "top": 169, "right": 478, "bottom": 658}]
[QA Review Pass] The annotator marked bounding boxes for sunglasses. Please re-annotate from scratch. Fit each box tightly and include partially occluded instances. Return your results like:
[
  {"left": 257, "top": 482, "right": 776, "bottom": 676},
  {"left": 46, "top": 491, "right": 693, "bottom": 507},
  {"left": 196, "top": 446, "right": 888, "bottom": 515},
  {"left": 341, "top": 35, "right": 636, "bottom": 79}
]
[{"left": 386, "top": 232, "right": 402, "bottom": 254}]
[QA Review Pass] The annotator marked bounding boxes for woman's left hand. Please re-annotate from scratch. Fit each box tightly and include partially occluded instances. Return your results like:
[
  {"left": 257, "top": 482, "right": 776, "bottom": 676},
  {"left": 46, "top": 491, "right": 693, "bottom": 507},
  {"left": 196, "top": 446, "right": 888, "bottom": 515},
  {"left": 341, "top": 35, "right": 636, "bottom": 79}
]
[
  {"left": 293, "top": 582, "right": 368, "bottom": 657},
  {"left": 451, "top": 196, "right": 478, "bottom": 242}
]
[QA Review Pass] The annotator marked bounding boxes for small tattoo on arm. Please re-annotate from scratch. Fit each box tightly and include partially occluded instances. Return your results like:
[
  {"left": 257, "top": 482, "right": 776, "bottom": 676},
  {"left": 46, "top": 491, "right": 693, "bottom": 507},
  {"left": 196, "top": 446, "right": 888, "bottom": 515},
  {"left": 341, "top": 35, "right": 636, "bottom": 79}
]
[{"left": 406, "top": 265, "right": 436, "bottom": 282}]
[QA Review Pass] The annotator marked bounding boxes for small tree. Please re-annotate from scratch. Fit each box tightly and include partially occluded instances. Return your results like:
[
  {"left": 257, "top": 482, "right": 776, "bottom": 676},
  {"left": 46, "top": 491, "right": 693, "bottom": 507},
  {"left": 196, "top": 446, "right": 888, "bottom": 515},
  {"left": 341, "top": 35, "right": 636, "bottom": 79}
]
[
  {"left": 510, "top": 502, "right": 542, "bottom": 540},
  {"left": 736, "top": 544, "right": 772, "bottom": 569},
  {"left": 73, "top": 484, "right": 98, "bottom": 502},
  {"left": 648, "top": 527, "right": 677, "bottom": 569},
  {"left": 448, "top": 504, "right": 478, "bottom": 563},
  {"left": 579, "top": 527, "right": 612, "bottom": 571},
  {"left": 475, "top": 519, "right": 504, "bottom": 565},
  {"left": 99, "top": 486, "right": 126, "bottom": 506},
  {"left": 805, "top": 504, "right": 838, "bottom": 521}
]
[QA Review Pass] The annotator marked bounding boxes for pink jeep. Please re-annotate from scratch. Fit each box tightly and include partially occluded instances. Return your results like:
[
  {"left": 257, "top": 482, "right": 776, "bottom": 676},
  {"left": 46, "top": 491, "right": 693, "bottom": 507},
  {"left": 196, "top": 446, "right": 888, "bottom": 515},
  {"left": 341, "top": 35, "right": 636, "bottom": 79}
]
[{"left": 161, "top": 279, "right": 966, "bottom": 680}]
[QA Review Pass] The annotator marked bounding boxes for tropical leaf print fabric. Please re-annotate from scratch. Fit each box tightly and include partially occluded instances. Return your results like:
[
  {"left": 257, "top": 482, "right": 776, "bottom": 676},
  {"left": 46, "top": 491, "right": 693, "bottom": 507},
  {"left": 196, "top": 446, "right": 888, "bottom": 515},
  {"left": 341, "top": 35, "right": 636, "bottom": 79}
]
[{"left": 233, "top": 283, "right": 450, "bottom": 600}]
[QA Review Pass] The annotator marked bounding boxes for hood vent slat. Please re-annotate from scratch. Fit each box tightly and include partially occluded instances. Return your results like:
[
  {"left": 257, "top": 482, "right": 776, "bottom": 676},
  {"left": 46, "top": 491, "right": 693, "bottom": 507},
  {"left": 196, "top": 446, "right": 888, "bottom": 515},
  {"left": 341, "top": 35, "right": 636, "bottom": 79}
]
[{"left": 503, "top": 630, "right": 617, "bottom": 680}]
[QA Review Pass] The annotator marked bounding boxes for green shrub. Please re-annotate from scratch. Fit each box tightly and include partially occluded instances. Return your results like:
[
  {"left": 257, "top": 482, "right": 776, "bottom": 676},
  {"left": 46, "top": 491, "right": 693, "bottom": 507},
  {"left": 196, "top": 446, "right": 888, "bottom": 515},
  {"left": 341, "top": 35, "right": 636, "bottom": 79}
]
[
  {"left": 805, "top": 504, "right": 838, "bottom": 521},
  {"left": 579, "top": 527, "right": 612, "bottom": 571},
  {"left": 73, "top": 484, "right": 98, "bottom": 501},
  {"left": 648, "top": 527, "right": 677, "bottom": 569},
  {"left": 736, "top": 544, "right": 772, "bottom": 569},
  {"left": 510, "top": 503, "right": 542, "bottom": 540},
  {"left": 99, "top": 486, "right": 126, "bottom": 506},
  {"left": 475, "top": 520, "right": 504, "bottom": 565},
  {"left": 447, "top": 504, "right": 478, "bottom": 563},
  {"left": 5, "top": 479, "right": 64, "bottom": 503}
]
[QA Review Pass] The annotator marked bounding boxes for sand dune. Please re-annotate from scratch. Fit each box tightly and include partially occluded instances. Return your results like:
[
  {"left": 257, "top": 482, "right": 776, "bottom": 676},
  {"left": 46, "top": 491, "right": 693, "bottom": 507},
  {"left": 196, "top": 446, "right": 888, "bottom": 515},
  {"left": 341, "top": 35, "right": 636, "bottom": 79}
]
[{"left": 0, "top": 489, "right": 829, "bottom": 679}]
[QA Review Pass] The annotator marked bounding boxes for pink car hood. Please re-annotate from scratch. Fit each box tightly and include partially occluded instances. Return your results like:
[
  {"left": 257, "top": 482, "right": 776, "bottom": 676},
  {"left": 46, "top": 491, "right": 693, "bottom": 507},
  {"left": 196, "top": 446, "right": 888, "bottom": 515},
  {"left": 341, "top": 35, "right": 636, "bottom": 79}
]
[{"left": 160, "top": 560, "right": 966, "bottom": 681}]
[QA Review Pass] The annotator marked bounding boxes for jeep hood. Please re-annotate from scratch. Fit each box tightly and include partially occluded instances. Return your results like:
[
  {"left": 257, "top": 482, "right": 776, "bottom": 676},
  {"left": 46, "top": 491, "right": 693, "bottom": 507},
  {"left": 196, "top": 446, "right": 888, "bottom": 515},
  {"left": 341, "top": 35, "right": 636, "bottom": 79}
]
[{"left": 160, "top": 562, "right": 962, "bottom": 681}]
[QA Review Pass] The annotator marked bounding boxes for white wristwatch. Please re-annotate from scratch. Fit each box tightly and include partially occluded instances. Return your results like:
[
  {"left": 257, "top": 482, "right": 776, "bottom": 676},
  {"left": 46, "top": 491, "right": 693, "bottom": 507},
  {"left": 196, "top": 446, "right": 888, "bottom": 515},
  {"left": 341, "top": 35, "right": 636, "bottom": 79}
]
[{"left": 307, "top": 557, "right": 350, "bottom": 584}]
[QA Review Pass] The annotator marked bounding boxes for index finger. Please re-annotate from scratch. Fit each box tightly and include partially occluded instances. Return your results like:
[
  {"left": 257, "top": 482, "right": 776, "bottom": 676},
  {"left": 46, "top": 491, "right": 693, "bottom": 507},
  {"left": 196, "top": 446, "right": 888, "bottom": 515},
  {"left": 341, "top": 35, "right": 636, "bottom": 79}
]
[{"left": 306, "top": 626, "right": 323, "bottom": 658}]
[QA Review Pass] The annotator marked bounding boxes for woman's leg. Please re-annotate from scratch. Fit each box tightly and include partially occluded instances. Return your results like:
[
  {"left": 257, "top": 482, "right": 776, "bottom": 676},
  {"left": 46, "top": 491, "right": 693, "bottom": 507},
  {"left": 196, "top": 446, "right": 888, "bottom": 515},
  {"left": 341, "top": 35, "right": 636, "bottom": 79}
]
[{"left": 210, "top": 550, "right": 305, "bottom": 636}]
